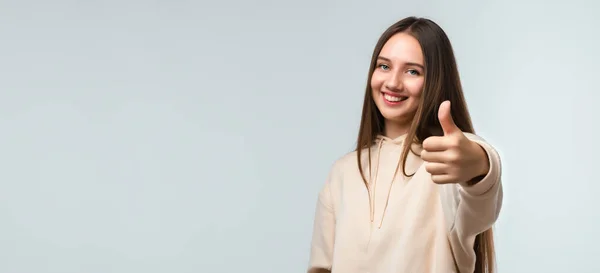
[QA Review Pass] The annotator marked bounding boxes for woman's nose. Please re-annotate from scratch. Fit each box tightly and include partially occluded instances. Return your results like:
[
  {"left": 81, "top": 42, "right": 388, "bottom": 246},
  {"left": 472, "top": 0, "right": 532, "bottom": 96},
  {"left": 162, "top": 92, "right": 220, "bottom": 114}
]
[{"left": 384, "top": 73, "right": 402, "bottom": 91}]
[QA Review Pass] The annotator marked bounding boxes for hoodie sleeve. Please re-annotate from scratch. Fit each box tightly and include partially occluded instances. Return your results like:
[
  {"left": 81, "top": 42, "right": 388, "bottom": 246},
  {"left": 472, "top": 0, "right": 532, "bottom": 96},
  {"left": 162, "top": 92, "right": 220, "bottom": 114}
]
[
  {"left": 307, "top": 165, "right": 338, "bottom": 273},
  {"left": 443, "top": 133, "right": 503, "bottom": 272}
]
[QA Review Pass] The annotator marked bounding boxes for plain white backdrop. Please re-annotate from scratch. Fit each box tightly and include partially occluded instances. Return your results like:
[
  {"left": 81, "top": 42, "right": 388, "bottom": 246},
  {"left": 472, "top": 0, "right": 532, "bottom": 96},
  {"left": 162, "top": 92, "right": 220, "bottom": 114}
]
[{"left": 1, "top": 0, "right": 599, "bottom": 272}]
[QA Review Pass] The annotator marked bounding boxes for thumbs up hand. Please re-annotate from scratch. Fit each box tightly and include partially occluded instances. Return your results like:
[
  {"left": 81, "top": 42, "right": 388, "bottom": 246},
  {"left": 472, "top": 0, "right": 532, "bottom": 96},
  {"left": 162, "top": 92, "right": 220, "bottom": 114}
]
[{"left": 420, "top": 101, "right": 490, "bottom": 185}]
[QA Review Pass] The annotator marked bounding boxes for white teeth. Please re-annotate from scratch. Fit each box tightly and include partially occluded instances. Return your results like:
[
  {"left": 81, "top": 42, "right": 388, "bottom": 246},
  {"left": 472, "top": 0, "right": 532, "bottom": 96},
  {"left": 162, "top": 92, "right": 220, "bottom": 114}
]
[{"left": 384, "top": 94, "right": 405, "bottom": 102}]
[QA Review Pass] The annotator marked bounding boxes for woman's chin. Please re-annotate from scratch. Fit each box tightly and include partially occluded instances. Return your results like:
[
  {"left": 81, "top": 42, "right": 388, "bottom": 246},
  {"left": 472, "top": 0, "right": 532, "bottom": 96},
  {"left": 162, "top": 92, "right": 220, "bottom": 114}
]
[{"left": 380, "top": 108, "right": 417, "bottom": 124}]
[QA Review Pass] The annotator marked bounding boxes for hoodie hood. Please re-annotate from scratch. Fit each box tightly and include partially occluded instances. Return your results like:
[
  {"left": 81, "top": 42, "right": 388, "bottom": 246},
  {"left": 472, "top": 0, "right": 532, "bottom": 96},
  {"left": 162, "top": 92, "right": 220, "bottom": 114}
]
[{"left": 376, "top": 134, "right": 407, "bottom": 145}]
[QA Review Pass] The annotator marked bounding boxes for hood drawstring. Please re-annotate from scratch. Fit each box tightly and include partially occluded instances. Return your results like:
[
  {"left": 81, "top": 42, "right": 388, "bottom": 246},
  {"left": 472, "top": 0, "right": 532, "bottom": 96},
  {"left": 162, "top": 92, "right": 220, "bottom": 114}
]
[{"left": 368, "top": 135, "right": 405, "bottom": 229}]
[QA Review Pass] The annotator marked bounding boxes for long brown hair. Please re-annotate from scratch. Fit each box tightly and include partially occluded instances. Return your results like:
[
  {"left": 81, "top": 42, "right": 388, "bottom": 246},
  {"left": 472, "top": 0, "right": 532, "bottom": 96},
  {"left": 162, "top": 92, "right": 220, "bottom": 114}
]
[{"left": 355, "top": 16, "right": 495, "bottom": 273}]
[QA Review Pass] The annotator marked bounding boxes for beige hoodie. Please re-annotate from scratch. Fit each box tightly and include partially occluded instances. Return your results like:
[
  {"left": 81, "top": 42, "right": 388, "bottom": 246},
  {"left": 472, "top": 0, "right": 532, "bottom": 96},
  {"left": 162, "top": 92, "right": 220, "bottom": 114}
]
[{"left": 308, "top": 133, "right": 503, "bottom": 273}]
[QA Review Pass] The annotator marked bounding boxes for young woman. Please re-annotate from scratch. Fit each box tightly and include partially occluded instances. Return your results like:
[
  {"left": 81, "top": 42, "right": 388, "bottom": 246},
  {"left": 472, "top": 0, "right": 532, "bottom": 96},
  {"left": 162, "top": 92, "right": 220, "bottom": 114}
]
[{"left": 307, "top": 16, "right": 503, "bottom": 273}]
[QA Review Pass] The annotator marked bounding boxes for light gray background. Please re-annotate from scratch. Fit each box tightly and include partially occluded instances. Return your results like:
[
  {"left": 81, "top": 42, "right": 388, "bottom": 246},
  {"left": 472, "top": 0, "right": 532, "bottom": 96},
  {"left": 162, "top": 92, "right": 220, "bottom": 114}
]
[{"left": 1, "top": 0, "right": 598, "bottom": 272}]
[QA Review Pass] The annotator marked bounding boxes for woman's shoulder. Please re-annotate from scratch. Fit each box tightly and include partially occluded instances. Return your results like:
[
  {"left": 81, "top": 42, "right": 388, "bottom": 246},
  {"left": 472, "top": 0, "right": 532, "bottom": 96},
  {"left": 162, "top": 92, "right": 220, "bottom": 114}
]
[
  {"left": 326, "top": 146, "right": 375, "bottom": 182},
  {"left": 329, "top": 149, "right": 359, "bottom": 174}
]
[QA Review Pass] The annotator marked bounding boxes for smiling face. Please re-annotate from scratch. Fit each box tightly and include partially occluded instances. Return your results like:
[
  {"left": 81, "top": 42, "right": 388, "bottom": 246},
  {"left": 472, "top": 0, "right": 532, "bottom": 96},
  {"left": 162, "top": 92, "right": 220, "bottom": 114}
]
[{"left": 370, "top": 32, "right": 425, "bottom": 137}]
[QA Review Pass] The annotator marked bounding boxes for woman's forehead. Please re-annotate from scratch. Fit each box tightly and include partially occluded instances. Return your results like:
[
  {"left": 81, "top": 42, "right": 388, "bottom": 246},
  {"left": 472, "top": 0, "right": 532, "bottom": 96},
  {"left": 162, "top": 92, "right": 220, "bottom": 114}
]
[{"left": 379, "top": 33, "right": 424, "bottom": 65}]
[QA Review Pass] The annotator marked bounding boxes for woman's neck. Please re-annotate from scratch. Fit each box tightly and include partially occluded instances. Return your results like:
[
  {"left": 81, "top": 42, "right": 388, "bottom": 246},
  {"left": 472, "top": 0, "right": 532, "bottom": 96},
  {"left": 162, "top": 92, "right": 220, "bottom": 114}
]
[{"left": 384, "top": 120, "right": 410, "bottom": 139}]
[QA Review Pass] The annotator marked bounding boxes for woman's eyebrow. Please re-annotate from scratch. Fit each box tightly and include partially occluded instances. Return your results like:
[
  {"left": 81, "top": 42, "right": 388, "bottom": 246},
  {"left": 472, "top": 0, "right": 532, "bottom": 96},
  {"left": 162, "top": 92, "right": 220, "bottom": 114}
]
[{"left": 377, "top": 56, "right": 424, "bottom": 69}]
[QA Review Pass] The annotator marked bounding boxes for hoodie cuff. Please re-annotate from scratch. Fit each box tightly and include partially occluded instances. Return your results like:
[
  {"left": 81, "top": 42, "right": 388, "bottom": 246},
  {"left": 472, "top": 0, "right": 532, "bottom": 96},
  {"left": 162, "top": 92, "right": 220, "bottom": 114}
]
[{"left": 459, "top": 139, "right": 501, "bottom": 196}]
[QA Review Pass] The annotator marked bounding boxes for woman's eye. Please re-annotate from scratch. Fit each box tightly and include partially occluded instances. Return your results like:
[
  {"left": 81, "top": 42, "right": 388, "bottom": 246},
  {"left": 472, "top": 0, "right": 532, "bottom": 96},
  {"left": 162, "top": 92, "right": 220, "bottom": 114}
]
[
  {"left": 378, "top": 64, "right": 390, "bottom": 70},
  {"left": 407, "top": 69, "right": 420, "bottom": 75}
]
